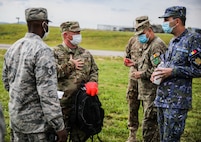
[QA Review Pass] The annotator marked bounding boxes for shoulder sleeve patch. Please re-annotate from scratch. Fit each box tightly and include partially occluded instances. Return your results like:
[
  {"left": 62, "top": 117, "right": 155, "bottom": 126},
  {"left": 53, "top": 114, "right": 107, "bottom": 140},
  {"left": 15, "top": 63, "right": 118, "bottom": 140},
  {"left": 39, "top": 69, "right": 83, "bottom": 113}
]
[
  {"left": 151, "top": 53, "right": 161, "bottom": 65},
  {"left": 189, "top": 49, "right": 201, "bottom": 68}
]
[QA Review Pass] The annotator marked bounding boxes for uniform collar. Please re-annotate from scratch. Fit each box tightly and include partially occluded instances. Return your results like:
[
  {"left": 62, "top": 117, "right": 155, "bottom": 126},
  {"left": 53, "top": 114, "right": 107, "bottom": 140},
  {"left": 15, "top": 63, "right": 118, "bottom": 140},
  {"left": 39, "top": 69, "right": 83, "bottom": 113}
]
[
  {"left": 62, "top": 42, "right": 76, "bottom": 54},
  {"left": 172, "top": 29, "right": 188, "bottom": 43},
  {"left": 25, "top": 33, "right": 42, "bottom": 41}
]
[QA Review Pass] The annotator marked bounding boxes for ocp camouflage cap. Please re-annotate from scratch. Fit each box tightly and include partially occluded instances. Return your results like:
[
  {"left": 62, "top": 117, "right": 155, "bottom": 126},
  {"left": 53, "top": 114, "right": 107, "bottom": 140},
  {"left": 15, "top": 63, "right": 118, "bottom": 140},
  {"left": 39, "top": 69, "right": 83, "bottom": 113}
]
[
  {"left": 135, "top": 16, "right": 148, "bottom": 26},
  {"left": 134, "top": 16, "right": 151, "bottom": 35},
  {"left": 159, "top": 6, "right": 186, "bottom": 18},
  {"left": 60, "top": 21, "right": 81, "bottom": 32},
  {"left": 25, "top": 7, "right": 50, "bottom": 22}
]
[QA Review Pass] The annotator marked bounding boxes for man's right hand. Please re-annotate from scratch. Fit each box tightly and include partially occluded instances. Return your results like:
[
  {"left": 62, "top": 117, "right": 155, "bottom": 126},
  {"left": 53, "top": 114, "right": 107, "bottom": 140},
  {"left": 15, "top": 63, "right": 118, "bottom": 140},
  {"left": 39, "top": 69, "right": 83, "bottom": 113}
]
[
  {"left": 124, "top": 58, "right": 134, "bottom": 67},
  {"left": 70, "top": 58, "right": 84, "bottom": 70},
  {"left": 56, "top": 129, "right": 68, "bottom": 142},
  {"left": 150, "top": 67, "right": 172, "bottom": 83}
]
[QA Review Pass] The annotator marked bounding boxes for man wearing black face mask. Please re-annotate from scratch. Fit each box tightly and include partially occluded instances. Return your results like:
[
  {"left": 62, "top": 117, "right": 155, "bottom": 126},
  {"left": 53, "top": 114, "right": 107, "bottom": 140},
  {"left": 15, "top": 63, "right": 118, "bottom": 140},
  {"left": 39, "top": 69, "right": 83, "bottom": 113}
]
[
  {"left": 2, "top": 7, "right": 67, "bottom": 142},
  {"left": 151, "top": 6, "right": 201, "bottom": 142},
  {"left": 132, "top": 16, "right": 167, "bottom": 142}
]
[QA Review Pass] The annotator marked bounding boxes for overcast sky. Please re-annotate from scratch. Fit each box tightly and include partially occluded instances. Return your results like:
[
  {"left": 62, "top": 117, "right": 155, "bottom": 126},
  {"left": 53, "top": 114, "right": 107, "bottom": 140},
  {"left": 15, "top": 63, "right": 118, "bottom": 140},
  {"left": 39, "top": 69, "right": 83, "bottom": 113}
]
[{"left": 0, "top": 0, "right": 201, "bottom": 29}]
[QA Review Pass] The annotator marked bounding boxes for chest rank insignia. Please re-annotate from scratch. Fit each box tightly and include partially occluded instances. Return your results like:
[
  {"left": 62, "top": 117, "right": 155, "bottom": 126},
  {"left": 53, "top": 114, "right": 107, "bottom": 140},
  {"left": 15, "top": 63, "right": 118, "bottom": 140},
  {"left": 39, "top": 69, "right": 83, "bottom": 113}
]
[
  {"left": 152, "top": 53, "right": 160, "bottom": 65},
  {"left": 194, "top": 57, "right": 201, "bottom": 66}
]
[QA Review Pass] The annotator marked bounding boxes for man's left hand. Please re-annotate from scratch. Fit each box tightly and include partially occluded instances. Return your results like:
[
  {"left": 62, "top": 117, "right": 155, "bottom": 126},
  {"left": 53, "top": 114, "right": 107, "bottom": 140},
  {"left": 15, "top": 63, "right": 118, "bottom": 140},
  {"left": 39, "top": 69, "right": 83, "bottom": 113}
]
[{"left": 85, "top": 82, "right": 98, "bottom": 96}]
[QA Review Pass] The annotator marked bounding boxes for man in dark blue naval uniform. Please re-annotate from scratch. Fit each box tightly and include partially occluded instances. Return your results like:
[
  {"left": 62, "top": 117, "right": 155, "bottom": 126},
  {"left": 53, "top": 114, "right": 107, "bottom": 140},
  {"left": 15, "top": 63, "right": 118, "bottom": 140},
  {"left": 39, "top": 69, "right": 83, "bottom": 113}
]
[{"left": 151, "top": 6, "right": 201, "bottom": 142}]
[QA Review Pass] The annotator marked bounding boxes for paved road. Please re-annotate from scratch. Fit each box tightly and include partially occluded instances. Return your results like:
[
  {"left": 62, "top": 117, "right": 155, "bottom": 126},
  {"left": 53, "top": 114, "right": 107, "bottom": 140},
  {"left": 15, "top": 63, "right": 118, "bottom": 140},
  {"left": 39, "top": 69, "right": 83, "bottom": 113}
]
[
  {"left": 0, "top": 44, "right": 10, "bottom": 49},
  {"left": 0, "top": 44, "right": 124, "bottom": 57},
  {"left": 88, "top": 49, "right": 124, "bottom": 57}
]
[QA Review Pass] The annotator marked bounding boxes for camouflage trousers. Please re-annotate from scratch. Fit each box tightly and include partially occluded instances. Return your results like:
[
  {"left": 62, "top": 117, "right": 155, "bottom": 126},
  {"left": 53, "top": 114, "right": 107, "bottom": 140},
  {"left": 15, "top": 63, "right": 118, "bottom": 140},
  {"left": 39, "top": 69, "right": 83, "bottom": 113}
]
[
  {"left": 0, "top": 104, "right": 6, "bottom": 142},
  {"left": 69, "top": 125, "right": 89, "bottom": 142},
  {"left": 157, "top": 107, "right": 188, "bottom": 142},
  {"left": 61, "top": 93, "right": 88, "bottom": 142},
  {"left": 142, "top": 100, "right": 160, "bottom": 142},
  {"left": 12, "top": 131, "right": 48, "bottom": 142},
  {"left": 126, "top": 79, "right": 140, "bottom": 131}
]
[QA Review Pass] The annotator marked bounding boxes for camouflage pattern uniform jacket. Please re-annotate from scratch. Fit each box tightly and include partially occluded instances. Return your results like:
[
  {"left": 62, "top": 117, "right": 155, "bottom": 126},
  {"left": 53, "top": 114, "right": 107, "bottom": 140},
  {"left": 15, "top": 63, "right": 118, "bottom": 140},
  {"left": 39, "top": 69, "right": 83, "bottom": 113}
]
[
  {"left": 155, "top": 29, "right": 201, "bottom": 109},
  {"left": 137, "top": 36, "right": 167, "bottom": 142},
  {"left": 125, "top": 36, "right": 143, "bottom": 80},
  {"left": 53, "top": 43, "right": 98, "bottom": 118},
  {"left": 138, "top": 36, "right": 167, "bottom": 101},
  {"left": 2, "top": 33, "right": 65, "bottom": 133}
]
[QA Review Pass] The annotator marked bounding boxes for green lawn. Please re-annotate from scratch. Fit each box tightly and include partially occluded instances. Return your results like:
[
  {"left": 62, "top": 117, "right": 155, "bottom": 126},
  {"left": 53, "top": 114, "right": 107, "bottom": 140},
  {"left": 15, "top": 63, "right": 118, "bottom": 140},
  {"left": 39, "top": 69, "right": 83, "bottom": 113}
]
[
  {"left": 0, "top": 52, "right": 201, "bottom": 142},
  {"left": 0, "top": 24, "right": 200, "bottom": 142},
  {"left": 0, "top": 24, "right": 173, "bottom": 51}
]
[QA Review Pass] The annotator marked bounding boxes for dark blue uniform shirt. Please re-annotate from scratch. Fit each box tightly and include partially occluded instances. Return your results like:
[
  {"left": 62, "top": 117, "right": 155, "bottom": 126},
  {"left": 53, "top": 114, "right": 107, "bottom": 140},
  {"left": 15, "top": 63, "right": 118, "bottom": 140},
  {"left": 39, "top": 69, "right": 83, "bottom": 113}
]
[{"left": 155, "top": 29, "right": 201, "bottom": 109}]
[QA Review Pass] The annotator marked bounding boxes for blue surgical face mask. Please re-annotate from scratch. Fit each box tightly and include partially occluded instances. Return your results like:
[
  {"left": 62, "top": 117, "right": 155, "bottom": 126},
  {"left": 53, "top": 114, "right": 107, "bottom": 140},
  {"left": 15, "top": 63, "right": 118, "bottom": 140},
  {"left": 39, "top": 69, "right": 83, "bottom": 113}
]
[
  {"left": 162, "top": 21, "right": 176, "bottom": 33},
  {"left": 138, "top": 34, "right": 149, "bottom": 44}
]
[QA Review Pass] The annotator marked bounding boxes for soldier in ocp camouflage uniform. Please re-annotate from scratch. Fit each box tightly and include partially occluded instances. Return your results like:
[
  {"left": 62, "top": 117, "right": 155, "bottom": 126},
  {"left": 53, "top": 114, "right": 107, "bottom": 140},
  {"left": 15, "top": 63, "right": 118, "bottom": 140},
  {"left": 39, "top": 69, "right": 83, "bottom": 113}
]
[
  {"left": 124, "top": 16, "right": 147, "bottom": 142},
  {"left": 53, "top": 21, "right": 99, "bottom": 142},
  {"left": 2, "top": 7, "right": 67, "bottom": 142},
  {"left": 133, "top": 16, "right": 167, "bottom": 142},
  {"left": 0, "top": 103, "right": 6, "bottom": 142},
  {"left": 151, "top": 6, "right": 201, "bottom": 142}
]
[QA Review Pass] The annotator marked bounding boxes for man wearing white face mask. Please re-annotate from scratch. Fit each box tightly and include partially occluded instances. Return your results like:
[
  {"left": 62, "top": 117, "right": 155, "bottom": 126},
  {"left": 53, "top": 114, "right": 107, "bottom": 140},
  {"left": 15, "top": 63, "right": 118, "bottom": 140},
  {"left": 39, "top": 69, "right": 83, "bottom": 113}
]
[
  {"left": 53, "top": 21, "right": 99, "bottom": 142},
  {"left": 2, "top": 7, "right": 67, "bottom": 142},
  {"left": 151, "top": 6, "right": 201, "bottom": 142},
  {"left": 132, "top": 16, "right": 167, "bottom": 142}
]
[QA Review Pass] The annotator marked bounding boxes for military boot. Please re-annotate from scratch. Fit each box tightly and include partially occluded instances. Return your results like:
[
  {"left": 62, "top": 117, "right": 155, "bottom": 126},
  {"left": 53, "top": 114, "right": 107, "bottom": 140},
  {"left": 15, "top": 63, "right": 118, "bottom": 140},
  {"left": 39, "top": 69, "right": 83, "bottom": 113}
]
[{"left": 126, "top": 130, "right": 137, "bottom": 142}]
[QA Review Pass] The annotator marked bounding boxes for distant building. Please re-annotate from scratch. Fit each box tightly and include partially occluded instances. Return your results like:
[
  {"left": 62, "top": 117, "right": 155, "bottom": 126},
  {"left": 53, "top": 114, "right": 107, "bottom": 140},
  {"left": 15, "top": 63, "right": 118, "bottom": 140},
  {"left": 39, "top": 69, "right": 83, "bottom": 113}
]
[
  {"left": 97, "top": 24, "right": 164, "bottom": 33},
  {"left": 97, "top": 24, "right": 201, "bottom": 35},
  {"left": 97, "top": 24, "right": 134, "bottom": 32}
]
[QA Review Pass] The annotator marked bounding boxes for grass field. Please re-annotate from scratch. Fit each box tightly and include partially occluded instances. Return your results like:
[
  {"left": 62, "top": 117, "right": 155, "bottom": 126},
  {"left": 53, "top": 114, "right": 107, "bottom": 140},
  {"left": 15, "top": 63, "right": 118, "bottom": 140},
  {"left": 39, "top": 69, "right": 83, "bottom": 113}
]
[
  {"left": 0, "top": 24, "right": 173, "bottom": 51},
  {"left": 0, "top": 24, "right": 200, "bottom": 142}
]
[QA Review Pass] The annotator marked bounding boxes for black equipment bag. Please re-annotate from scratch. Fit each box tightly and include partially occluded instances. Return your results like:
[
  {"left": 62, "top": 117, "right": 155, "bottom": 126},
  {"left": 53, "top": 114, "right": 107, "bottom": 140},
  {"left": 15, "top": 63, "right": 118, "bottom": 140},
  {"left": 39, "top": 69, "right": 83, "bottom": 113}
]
[{"left": 69, "top": 85, "right": 104, "bottom": 140}]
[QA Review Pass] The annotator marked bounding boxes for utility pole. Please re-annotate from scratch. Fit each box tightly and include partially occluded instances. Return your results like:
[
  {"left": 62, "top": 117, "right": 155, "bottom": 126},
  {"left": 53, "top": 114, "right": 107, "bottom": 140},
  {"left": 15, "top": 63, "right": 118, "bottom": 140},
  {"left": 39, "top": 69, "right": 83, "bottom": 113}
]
[{"left": 16, "top": 17, "right": 20, "bottom": 24}]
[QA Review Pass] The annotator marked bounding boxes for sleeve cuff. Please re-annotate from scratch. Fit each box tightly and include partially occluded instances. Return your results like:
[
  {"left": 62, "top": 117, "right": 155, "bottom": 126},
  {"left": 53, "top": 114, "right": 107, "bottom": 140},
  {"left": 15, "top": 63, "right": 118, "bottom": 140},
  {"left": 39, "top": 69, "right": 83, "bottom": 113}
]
[
  {"left": 50, "top": 117, "right": 65, "bottom": 132},
  {"left": 171, "top": 67, "right": 177, "bottom": 77}
]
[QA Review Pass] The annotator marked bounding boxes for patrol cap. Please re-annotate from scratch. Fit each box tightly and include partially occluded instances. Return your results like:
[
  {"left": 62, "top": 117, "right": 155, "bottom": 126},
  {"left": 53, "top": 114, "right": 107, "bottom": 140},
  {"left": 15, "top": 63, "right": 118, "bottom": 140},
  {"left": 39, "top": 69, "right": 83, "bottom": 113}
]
[
  {"left": 60, "top": 21, "right": 81, "bottom": 33},
  {"left": 135, "top": 16, "right": 148, "bottom": 25},
  {"left": 159, "top": 6, "right": 186, "bottom": 18},
  {"left": 134, "top": 16, "right": 151, "bottom": 35},
  {"left": 25, "top": 7, "right": 51, "bottom": 22}
]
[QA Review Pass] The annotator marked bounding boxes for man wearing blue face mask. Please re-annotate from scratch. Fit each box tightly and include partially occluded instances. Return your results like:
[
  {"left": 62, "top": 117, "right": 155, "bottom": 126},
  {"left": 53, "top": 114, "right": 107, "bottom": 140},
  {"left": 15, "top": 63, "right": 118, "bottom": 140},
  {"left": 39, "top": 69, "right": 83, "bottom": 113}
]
[
  {"left": 124, "top": 16, "right": 147, "bottom": 142},
  {"left": 53, "top": 21, "right": 99, "bottom": 142},
  {"left": 132, "top": 16, "right": 167, "bottom": 142},
  {"left": 151, "top": 6, "right": 201, "bottom": 142}
]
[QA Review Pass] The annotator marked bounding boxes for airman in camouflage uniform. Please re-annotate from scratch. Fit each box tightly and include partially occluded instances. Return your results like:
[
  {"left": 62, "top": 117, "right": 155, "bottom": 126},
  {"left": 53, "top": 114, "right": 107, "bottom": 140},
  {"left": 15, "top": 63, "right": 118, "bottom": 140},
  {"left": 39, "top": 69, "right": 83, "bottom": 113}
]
[
  {"left": 0, "top": 103, "right": 6, "bottom": 142},
  {"left": 124, "top": 16, "right": 148, "bottom": 142},
  {"left": 133, "top": 16, "right": 167, "bottom": 142},
  {"left": 151, "top": 6, "right": 201, "bottom": 142},
  {"left": 53, "top": 21, "right": 99, "bottom": 142},
  {"left": 2, "top": 7, "right": 67, "bottom": 142}
]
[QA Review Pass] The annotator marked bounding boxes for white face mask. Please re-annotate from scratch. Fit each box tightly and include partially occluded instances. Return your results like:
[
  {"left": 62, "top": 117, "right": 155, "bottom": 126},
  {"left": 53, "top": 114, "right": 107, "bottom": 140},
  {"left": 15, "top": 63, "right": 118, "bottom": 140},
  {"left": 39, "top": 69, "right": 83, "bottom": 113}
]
[
  {"left": 70, "top": 34, "right": 82, "bottom": 45},
  {"left": 42, "top": 22, "right": 49, "bottom": 39}
]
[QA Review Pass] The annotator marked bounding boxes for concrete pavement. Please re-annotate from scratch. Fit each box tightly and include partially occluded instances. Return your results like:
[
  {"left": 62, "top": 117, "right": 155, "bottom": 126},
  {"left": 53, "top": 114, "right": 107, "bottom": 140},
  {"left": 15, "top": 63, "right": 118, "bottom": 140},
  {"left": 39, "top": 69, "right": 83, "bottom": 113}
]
[
  {"left": 0, "top": 44, "right": 124, "bottom": 57},
  {"left": 88, "top": 49, "right": 124, "bottom": 57}
]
